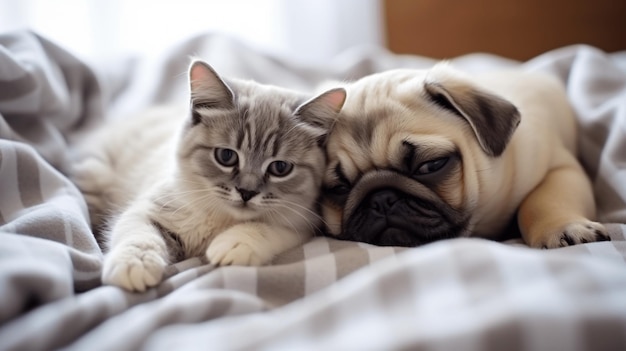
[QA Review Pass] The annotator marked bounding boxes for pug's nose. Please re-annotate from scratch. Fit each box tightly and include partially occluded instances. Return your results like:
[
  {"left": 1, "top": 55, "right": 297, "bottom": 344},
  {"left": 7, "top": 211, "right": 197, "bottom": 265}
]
[
  {"left": 369, "top": 189, "right": 400, "bottom": 214},
  {"left": 236, "top": 188, "right": 259, "bottom": 202}
]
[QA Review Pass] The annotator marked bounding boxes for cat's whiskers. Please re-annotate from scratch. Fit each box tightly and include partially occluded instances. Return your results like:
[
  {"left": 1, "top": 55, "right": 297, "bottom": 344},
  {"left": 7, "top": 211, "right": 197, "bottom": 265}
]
[
  {"left": 168, "top": 189, "right": 221, "bottom": 219},
  {"left": 152, "top": 188, "right": 211, "bottom": 202},
  {"left": 267, "top": 208, "right": 303, "bottom": 239},
  {"left": 152, "top": 188, "right": 214, "bottom": 213},
  {"left": 264, "top": 198, "right": 327, "bottom": 229},
  {"left": 269, "top": 202, "right": 319, "bottom": 234},
  {"left": 176, "top": 179, "right": 234, "bottom": 200}
]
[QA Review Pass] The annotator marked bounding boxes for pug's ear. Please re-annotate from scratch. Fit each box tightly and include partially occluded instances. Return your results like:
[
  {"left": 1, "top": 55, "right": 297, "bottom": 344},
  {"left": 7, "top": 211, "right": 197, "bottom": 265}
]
[
  {"left": 424, "top": 65, "right": 520, "bottom": 157},
  {"left": 295, "top": 88, "right": 346, "bottom": 145}
]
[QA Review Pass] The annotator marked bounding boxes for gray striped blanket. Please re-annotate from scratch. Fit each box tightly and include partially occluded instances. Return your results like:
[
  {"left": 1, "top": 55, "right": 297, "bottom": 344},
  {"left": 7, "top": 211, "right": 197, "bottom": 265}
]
[{"left": 1, "top": 31, "right": 625, "bottom": 351}]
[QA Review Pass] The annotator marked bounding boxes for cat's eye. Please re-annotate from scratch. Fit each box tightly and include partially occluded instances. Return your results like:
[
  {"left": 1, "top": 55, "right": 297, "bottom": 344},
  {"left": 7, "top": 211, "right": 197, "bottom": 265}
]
[
  {"left": 267, "top": 161, "right": 294, "bottom": 177},
  {"left": 214, "top": 148, "right": 238, "bottom": 167},
  {"left": 416, "top": 157, "right": 449, "bottom": 175}
]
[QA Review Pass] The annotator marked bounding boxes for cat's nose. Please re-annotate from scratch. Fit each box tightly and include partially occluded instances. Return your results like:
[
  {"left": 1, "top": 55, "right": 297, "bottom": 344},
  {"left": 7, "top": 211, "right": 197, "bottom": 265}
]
[{"left": 236, "top": 187, "right": 259, "bottom": 202}]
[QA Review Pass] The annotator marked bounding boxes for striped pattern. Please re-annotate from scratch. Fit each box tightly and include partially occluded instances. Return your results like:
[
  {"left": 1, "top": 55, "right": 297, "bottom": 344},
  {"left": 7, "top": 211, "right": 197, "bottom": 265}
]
[{"left": 1, "top": 31, "right": 626, "bottom": 350}]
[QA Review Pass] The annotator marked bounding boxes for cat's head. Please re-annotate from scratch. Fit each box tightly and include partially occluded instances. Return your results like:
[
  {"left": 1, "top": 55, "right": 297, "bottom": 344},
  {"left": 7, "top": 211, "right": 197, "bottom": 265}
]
[{"left": 176, "top": 59, "right": 345, "bottom": 229}]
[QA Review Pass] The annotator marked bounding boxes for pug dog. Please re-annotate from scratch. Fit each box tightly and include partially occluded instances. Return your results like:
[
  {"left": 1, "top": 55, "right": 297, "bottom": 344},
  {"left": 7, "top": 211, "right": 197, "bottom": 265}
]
[{"left": 321, "top": 63, "right": 610, "bottom": 248}]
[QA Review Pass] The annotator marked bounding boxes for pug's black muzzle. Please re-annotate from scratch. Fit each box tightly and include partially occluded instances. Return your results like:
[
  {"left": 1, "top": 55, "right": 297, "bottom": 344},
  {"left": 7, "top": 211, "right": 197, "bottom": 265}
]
[{"left": 337, "top": 171, "right": 467, "bottom": 247}]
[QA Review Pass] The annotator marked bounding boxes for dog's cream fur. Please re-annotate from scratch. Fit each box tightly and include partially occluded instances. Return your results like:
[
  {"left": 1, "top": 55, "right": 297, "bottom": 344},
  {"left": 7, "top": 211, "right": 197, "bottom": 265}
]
[{"left": 322, "top": 64, "right": 609, "bottom": 248}]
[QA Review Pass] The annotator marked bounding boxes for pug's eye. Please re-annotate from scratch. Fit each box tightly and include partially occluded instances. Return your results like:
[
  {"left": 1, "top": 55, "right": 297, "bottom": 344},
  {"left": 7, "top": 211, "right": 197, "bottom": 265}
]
[
  {"left": 215, "top": 148, "right": 238, "bottom": 167},
  {"left": 268, "top": 161, "right": 294, "bottom": 177},
  {"left": 416, "top": 157, "right": 449, "bottom": 175},
  {"left": 330, "top": 184, "right": 351, "bottom": 195},
  {"left": 324, "top": 183, "right": 351, "bottom": 206}
]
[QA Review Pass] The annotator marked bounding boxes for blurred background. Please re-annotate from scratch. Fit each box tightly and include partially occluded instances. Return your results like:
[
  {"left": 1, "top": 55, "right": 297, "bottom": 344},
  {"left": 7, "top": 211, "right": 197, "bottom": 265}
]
[
  {"left": 0, "top": 0, "right": 383, "bottom": 66},
  {"left": 0, "top": 0, "right": 624, "bottom": 65}
]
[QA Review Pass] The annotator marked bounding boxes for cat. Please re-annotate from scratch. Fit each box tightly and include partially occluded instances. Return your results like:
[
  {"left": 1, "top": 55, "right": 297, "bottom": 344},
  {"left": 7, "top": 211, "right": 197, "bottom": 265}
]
[{"left": 71, "top": 60, "right": 346, "bottom": 292}]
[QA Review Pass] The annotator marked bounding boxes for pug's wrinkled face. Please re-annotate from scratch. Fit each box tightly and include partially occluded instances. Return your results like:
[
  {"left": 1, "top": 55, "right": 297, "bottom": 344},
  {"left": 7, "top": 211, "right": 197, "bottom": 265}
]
[
  {"left": 321, "top": 111, "right": 471, "bottom": 246},
  {"left": 321, "top": 66, "right": 520, "bottom": 246}
]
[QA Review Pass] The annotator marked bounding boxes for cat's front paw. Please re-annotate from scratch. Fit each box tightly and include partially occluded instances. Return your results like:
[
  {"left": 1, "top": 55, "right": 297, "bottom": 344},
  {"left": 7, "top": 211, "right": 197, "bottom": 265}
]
[
  {"left": 535, "top": 220, "right": 610, "bottom": 249},
  {"left": 102, "top": 244, "right": 167, "bottom": 292},
  {"left": 206, "top": 228, "right": 269, "bottom": 266}
]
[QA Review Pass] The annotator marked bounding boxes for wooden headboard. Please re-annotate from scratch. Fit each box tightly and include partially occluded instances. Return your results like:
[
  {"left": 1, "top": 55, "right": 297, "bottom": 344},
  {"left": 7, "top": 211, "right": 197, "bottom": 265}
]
[{"left": 383, "top": 0, "right": 626, "bottom": 61}]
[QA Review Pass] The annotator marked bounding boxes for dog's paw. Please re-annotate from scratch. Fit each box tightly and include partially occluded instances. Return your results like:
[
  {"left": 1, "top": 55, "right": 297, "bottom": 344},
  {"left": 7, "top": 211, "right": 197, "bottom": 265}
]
[
  {"left": 206, "top": 228, "right": 268, "bottom": 266},
  {"left": 540, "top": 220, "right": 610, "bottom": 249},
  {"left": 102, "top": 244, "right": 167, "bottom": 292}
]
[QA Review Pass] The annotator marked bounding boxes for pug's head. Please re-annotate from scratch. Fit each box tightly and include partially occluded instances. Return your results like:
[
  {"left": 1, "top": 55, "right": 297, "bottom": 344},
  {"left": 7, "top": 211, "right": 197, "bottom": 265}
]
[{"left": 321, "top": 64, "right": 521, "bottom": 246}]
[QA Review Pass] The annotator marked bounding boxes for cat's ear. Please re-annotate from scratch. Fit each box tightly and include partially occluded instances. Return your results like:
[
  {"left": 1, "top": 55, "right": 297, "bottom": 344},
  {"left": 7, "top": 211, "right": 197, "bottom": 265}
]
[
  {"left": 189, "top": 60, "right": 235, "bottom": 124},
  {"left": 295, "top": 88, "right": 346, "bottom": 144}
]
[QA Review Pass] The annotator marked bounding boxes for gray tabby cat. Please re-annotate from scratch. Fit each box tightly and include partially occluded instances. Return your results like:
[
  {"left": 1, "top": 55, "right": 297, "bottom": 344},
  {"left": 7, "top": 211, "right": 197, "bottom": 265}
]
[{"left": 72, "top": 60, "right": 346, "bottom": 292}]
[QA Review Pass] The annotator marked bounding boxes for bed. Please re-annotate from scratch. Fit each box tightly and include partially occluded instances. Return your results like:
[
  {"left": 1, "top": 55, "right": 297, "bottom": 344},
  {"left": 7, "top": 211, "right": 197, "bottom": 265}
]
[{"left": 1, "top": 30, "right": 625, "bottom": 351}]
